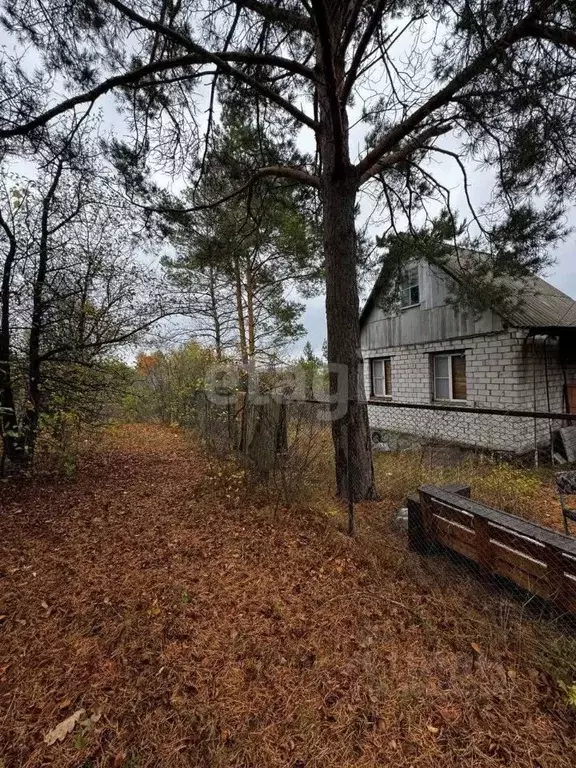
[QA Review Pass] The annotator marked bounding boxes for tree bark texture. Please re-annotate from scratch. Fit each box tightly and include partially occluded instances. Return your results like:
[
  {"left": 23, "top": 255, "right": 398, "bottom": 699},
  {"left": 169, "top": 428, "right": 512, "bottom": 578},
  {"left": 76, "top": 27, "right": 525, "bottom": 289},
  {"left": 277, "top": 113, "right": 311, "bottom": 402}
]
[
  {"left": 0, "top": 212, "right": 24, "bottom": 464},
  {"left": 23, "top": 158, "right": 64, "bottom": 458},
  {"left": 316, "top": 25, "right": 377, "bottom": 501},
  {"left": 208, "top": 265, "right": 223, "bottom": 360},
  {"left": 322, "top": 173, "right": 377, "bottom": 500}
]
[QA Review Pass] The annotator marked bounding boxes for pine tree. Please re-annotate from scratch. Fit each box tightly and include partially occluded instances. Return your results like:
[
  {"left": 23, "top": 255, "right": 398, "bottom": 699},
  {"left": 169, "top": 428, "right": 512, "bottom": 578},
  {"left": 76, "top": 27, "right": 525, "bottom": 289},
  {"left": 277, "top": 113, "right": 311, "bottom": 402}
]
[{"left": 2, "top": 1, "right": 576, "bottom": 496}]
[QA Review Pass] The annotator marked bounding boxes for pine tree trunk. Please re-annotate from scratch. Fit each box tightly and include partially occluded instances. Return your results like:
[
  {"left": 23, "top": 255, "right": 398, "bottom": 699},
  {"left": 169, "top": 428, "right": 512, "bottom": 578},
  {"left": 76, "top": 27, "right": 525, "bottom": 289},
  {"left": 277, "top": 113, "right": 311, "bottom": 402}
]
[
  {"left": 315, "top": 22, "right": 377, "bottom": 502},
  {"left": 0, "top": 213, "right": 24, "bottom": 465},
  {"left": 323, "top": 174, "right": 377, "bottom": 500},
  {"left": 233, "top": 256, "right": 249, "bottom": 451},
  {"left": 22, "top": 159, "right": 64, "bottom": 459},
  {"left": 208, "top": 265, "right": 223, "bottom": 360},
  {"left": 246, "top": 263, "right": 256, "bottom": 359},
  {"left": 233, "top": 256, "right": 248, "bottom": 368},
  {"left": 24, "top": 249, "right": 45, "bottom": 460}
]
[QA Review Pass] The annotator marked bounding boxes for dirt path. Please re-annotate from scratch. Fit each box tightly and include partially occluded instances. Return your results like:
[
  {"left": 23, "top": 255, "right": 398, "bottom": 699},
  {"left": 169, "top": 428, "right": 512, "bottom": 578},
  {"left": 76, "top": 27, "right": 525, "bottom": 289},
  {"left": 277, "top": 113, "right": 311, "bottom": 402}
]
[{"left": 0, "top": 424, "right": 575, "bottom": 767}]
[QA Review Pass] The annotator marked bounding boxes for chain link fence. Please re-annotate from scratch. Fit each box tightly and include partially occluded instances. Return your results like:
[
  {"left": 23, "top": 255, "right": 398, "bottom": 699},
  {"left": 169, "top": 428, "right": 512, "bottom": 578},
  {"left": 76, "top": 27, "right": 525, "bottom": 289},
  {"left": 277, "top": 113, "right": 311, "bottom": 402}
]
[
  {"left": 189, "top": 390, "right": 576, "bottom": 678},
  {"left": 189, "top": 390, "right": 335, "bottom": 498},
  {"left": 356, "top": 398, "right": 576, "bottom": 681},
  {"left": 368, "top": 399, "right": 567, "bottom": 463}
]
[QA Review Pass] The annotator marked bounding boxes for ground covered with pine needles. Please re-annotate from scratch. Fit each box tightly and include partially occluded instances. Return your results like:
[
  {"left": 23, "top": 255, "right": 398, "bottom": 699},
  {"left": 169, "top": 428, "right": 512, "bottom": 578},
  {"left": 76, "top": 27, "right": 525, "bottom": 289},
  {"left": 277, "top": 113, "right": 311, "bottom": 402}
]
[{"left": 1, "top": 424, "right": 576, "bottom": 767}]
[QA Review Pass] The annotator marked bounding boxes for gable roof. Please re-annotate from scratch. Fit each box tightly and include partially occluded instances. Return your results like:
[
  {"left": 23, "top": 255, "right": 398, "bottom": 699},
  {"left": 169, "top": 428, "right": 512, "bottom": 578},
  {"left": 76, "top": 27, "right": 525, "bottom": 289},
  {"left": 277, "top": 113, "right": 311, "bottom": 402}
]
[{"left": 360, "top": 252, "right": 576, "bottom": 330}]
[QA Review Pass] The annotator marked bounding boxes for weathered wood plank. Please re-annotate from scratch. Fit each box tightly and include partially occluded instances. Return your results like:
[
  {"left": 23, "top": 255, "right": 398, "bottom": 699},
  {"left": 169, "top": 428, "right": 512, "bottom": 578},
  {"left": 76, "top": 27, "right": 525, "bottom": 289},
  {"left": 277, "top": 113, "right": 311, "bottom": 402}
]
[
  {"left": 488, "top": 525, "right": 546, "bottom": 562},
  {"left": 419, "top": 485, "right": 576, "bottom": 557},
  {"left": 474, "top": 516, "right": 493, "bottom": 572},
  {"left": 407, "top": 493, "right": 435, "bottom": 555},
  {"left": 559, "top": 554, "right": 576, "bottom": 580},
  {"left": 430, "top": 500, "right": 474, "bottom": 528},
  {"left": 492, "top": 541, "right": 547, "bottom": 580},
  {"left": 408, "top": 484, "right": 470, "bottom": 555},
  {"left": 441, "top": 483, "right": 472, "bottom": 499},
  {"left": 562, "top": 575, "right": 576, "bottom": 611},
  {"left": 435, "top": 529, "right": 478, "bottom": 562},
  {"left": 494, "top": 559, "right": 552, "bottom": 601},
  {"left": 362, "top": 261, "right": 504, "bottom": 348},
  {"left": 419, "top": 491, "right": 440, "bottom": 555},
  {"left": 542, "top": 544, "right": 566, "bottom": 603},
  {"left": 433, "top": 515, "right": 476, "bottom": 546},
  {"left": 420, "top": 483, "right": 576, "bottom": 612}
]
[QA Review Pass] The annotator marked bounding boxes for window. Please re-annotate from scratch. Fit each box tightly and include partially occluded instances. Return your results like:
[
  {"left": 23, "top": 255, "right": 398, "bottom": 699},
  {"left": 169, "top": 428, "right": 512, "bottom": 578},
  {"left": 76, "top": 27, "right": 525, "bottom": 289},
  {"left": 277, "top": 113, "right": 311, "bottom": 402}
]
[
  {"left": 433, "top": 352, "right": 467, "bottom": 401},
  {"left": 371, "top": 357, "right": 392, "bottom": 397},
  {"left": 400, "top": 265, "right": 420, "bottom": 308}
]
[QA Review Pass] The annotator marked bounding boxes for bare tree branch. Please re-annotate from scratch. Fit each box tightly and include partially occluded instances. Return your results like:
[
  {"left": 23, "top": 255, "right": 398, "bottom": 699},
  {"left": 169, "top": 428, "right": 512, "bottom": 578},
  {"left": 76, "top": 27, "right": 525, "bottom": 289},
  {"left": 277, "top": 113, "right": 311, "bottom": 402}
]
[
  {"left": 105, "top": 0, "right": 318, "bottom": 128},
  {"left": 0, "top": 54, "right": 203, "bottom": 139},
  {"left": 420, "top": 143, "right": 491, "bottom": 236},
  {"left": 341, "top": 0, "right": 388, "bottom": 104},
  {"left": 339, "top": 0, "right": 364, "bottom": 57},
  {"left": 235, "top": 0, "right": 313, "bottom": 32},
  {"left": 356, "top": 10, "right": 541, "bottom": 177},
  {"left": 359, "top": 122, "right": 453, "bottom": 184},
  {"left": 146, "top": 165, "right": 320, "bottom": 214},
  {"left": 0, "top": 48, "right": 317, "bottom": 140},
  {"left": 527, "top": 22, "right": 576, "bottom": 50}
]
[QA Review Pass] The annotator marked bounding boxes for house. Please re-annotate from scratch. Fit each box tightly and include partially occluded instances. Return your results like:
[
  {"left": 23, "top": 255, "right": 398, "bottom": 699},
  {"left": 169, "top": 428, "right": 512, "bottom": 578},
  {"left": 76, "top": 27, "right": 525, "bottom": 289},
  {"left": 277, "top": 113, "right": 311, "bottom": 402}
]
[{"left": 360, "top": 255, "right": 576, "bottom": 453}]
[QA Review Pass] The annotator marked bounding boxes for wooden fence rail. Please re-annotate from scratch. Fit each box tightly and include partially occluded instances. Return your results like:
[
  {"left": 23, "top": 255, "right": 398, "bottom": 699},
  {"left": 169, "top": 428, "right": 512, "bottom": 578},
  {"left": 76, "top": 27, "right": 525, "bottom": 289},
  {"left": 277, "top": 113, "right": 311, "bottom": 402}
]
[{"left": 415, "top": 484, "right": 576, "bottom": 612}]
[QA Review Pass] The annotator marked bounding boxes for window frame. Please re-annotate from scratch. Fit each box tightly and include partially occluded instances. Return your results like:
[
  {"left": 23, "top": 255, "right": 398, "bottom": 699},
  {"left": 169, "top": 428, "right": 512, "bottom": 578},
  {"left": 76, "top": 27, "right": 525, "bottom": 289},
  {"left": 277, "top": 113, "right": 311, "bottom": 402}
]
[
  {"left": 399, "top": 265, "right": 420, "bottom": 309},
  {"left": 370, "top": 357, "right": 392, "bottom": 399},
  {"left": 432, "top": 351, "right": 467, "bottom": 402}
]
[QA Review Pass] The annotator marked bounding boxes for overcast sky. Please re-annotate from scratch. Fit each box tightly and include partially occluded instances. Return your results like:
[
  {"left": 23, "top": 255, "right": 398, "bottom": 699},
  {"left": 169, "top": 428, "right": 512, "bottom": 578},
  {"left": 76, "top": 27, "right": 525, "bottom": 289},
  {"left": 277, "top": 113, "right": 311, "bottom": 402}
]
[
  {"left": 2, "top": 17, "right": 575, "bottom": 360},
  {"left": 292, "top": 19, "right": 576, "bottom": 357},
  {"left": 297, "top": 129, "right": 576, "bottom": 357}
]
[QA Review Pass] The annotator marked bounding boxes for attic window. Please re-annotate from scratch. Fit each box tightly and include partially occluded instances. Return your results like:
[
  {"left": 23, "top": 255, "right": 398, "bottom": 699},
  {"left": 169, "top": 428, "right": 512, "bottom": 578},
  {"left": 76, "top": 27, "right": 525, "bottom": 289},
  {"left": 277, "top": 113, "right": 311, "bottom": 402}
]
[{"left": 400, "top": 266, "right": 420, "bottom": 308}]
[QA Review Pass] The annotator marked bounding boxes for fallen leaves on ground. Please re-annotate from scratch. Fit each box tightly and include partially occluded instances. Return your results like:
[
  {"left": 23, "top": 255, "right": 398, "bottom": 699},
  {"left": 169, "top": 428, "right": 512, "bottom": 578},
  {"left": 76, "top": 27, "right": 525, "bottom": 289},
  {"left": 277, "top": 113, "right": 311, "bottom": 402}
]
[
  {"left": 0, "top": 424, "right": 575, "bottom": 767},
  {"left": 43, "top": 710, "right": 85, "bottom": 746}
]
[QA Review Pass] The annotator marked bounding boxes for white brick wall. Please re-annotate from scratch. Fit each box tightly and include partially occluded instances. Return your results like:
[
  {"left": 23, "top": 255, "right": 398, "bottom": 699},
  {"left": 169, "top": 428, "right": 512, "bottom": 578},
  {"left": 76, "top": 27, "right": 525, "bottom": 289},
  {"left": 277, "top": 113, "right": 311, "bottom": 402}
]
[{"left": 362, "top": 329, "right": 576, "bottom": 453}]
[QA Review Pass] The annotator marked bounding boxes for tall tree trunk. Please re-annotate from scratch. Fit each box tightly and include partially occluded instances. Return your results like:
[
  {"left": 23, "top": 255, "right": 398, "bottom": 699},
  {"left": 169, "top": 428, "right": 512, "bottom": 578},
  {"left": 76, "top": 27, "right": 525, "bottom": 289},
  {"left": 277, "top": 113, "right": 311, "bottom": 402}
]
[
  {"left": 233, "top": 255, "right": 248, "bottom": 368},
  {"left": 25, "top": 252, "right": 46, "bottom": 459},
  {"left": 23, "top": 157, "right": 64, "bottom": 457},
  {"left": 208, "top": 265, "right": 223, "bottom": 360},
  {"left": 316, "top": 25, "right": 377, "bottom": 501},
  {"left": 246, "top": 262, "right": 256, "bottom": 359},
  {"left": 322, "top": 173, "right": 377, "bottom": 500},
  {"left": 0, "top": 211, "right": 23, "bottom": 465},
  {"left": 233, "top": 255, "right": 250, "bottom": 451}
]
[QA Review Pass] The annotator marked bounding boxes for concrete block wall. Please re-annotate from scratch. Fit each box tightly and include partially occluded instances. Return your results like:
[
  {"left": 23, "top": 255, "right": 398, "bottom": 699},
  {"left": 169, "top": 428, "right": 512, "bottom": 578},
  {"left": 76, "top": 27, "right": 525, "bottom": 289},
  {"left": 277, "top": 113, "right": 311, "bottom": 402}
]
[
  {"left": 517, "top": 336, "right": 576, "bottom": 446},
  {"left": 367, "top": 404, "right": 535, "bottom": 452},
  {"left": 362, "top": 329, "right": 576, "bottom": 453}
]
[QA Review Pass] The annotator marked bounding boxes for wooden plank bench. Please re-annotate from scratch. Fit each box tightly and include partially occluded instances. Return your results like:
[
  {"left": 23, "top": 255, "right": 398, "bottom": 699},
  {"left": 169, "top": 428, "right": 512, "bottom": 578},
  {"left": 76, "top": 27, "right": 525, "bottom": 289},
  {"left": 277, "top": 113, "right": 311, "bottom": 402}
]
[{"left": 412, "top": 484, "right": 576, "bottom": 612}]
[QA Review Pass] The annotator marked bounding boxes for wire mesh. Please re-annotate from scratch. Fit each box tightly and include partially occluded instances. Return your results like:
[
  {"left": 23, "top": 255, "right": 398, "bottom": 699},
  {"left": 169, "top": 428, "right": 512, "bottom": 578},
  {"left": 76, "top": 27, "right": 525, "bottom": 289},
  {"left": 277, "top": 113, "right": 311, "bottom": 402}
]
[
  {"left": 357, "top": 398, "right": 576, "bottom": 679},
  {"left": 190, "top": 390, "right": 576, "bottom": 679}
]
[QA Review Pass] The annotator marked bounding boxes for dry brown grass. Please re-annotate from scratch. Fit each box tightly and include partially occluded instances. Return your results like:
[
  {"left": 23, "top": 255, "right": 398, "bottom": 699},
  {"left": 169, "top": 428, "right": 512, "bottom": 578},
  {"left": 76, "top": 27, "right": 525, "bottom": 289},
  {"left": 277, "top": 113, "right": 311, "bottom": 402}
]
[
  {"left": 372, "top": 447, "right": 566, "bottom": 530},
  {"left": 276, "top": 422, "right": 567, "bottom": 530},
  {"left": 1, "top": 424, "right": 575, "bottom": 767}
]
